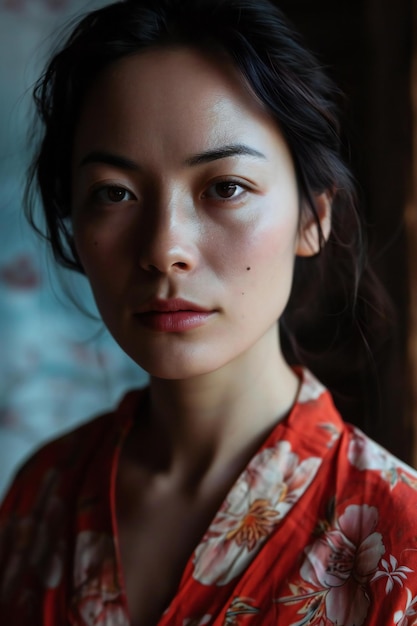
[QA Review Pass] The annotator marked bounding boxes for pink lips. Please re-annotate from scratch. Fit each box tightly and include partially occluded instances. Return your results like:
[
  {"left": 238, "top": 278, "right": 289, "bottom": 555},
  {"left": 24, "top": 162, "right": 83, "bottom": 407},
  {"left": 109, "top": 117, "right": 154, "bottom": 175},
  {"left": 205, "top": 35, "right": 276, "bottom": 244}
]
[{"left": 135, "top": 298, "right": 215, "bottom": 332}]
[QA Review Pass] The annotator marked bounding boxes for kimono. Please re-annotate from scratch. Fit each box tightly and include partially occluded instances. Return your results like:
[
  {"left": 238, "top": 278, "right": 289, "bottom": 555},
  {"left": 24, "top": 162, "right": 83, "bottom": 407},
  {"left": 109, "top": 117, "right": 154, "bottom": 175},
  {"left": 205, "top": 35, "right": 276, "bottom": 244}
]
[{"left": 1, "top": 368, "right": 417, "bottom": 626}]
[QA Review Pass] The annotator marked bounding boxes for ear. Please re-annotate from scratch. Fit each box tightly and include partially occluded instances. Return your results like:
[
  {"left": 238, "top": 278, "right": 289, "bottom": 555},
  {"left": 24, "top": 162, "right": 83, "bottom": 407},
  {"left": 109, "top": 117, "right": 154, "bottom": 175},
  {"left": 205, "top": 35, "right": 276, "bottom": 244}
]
[{"left": 295, "top": 191, "right": 332, "bottom": 257}]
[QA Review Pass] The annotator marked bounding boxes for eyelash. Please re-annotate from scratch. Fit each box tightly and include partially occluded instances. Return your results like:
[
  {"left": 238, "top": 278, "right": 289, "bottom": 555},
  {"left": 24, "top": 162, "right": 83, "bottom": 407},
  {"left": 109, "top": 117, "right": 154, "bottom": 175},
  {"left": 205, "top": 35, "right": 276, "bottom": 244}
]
[
  {"left": 91, "top": 185, "right": 135, "bottom": 204},
  {"left": 89, "top": 178, "right": 249, "bottom": 207},
  {"left": 202, "top": 180, "right": 249, "bottom": 202}
]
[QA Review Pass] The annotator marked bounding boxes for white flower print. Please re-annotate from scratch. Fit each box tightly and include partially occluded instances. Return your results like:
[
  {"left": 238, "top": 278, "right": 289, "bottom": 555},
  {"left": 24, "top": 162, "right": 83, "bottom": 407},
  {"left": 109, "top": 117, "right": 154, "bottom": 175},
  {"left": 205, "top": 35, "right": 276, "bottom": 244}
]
[
  {"left": 297, "top": 370, "right": 326, "bottom": 404},
  {"left": 193, "top": 441, "right": 321, "bottom": 585},
  {"left": 318, "top": 423, "right": 341, "bottom": 448},
  {"left": 394, "top": 588, "right": 417, "bottom": 626},
  {"left": 372, "top": 555, "right": 413, "bottom": 594}
]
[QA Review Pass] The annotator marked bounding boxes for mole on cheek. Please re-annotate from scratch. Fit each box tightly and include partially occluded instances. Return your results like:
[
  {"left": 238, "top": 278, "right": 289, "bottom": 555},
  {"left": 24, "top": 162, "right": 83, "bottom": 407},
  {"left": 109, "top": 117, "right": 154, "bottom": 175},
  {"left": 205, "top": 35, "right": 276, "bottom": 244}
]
[{"left": 246, "top": 267, "right": 251, "bottom": 271}]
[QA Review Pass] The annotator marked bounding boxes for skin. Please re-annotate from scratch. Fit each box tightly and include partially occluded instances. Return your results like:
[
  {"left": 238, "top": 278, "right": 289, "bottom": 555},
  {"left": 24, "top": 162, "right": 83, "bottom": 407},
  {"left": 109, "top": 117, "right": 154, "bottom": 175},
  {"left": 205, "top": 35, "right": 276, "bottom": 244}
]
[{"left": 71, "top": 47, "right": 330, "bottom": 624}]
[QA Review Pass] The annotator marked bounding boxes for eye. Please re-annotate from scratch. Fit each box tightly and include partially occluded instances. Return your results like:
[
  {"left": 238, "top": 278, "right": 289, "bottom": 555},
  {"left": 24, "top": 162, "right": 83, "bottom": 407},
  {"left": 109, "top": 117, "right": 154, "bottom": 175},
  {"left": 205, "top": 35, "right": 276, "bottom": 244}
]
[
  {"left": 93, "top": 185, "right": 135, "bottom": 204},
  {"left": 203, "top": 180, "right": 247, "bottom": 201}
]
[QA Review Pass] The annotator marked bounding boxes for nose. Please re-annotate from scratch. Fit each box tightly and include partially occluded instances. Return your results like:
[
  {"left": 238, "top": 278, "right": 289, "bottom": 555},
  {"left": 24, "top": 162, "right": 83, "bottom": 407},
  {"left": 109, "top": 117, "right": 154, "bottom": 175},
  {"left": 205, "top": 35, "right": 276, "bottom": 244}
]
[{"left": 138, "top": 191, "right": 198, "bottom": 275}]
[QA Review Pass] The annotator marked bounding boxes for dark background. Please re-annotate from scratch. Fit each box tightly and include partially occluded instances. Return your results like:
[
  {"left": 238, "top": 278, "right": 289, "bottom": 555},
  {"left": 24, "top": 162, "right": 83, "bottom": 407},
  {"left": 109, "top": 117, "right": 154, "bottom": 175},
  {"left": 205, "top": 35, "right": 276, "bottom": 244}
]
[{"left": 279, "top": 0, "right": 415, "bottom": 462}]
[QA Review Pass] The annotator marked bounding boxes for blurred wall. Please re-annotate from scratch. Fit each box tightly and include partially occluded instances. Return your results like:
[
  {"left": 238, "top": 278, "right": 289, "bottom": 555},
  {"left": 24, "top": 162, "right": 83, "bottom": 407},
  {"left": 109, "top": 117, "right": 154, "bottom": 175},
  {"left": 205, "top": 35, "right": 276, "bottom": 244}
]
[{"left": 0, "top": 0, "right": 148, "bottom": 498}]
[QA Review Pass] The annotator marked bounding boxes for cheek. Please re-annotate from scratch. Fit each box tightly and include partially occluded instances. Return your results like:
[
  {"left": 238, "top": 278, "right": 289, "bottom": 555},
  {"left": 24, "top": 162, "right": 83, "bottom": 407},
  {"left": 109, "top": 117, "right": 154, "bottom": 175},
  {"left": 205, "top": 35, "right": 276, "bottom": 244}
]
[
  {"left": 221, "top": 214, "right": 300, "bottom": 326},
  {"left": 214, "top": 208, "right": 299, "bottom": 283},
  {"left": 72, "top": 226, "right": 123, "bottom": 296},
  {"left": 73, "top": 209, "right": 128, "bottom": 263},
  {"left": 73, "top": 229, "right": 98, "bottom": 275}
]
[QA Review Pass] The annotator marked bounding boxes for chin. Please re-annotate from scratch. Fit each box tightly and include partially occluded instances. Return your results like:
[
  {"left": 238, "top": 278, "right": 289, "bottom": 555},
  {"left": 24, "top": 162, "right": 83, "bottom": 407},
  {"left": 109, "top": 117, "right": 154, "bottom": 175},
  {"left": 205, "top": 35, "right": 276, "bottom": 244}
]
[
  {"left": 127, "top": 348, "right": 227, "bottom": 381},
  {"left": 140, "top": 361, "right": 220, "bottom": 381}
]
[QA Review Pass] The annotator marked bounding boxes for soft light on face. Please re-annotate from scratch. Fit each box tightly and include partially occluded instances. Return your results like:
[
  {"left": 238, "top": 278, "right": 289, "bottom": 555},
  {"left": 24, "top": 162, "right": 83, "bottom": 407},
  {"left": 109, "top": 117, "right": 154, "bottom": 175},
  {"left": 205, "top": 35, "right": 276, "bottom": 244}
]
[{"left": 71, "top": 47, "right": 311, "bottom": 379}]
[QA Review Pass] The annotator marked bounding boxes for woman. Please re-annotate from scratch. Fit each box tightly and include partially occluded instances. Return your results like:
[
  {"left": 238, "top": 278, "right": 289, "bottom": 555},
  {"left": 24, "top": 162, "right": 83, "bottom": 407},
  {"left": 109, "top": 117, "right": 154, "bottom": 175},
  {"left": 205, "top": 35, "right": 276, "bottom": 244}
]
[{"left": 1, "top": 0, "right": 416, "bottom": 624}]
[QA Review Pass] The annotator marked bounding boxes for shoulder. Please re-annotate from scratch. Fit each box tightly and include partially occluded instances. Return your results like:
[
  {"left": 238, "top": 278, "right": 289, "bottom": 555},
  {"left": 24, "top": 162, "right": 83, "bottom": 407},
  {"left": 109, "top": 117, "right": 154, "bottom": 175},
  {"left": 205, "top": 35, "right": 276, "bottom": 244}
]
[
  {"left": 319, "top": 414, "right": 417, "bottom": 527},
  {"left": 1, "top": 413, "right": 109, "bottom": 513},
  {"left": 0, "top": 388, "right": 143, "bottom": 516},
  {"left": 345, "top": 422, "right": 417, "bottom": 479},
  {"left": 289, "top": 386, "right": 417, "bottom": 624},
  {"left": 328, "top": 424, "right": 417, "bottom": 578},
  {"left": 342, "top": 422, "right": 417, "bottom": 500},
  {"left": 294, "top": 370, "right": 417, "bottom": 545},
  {"left": 340, "top": 428, "right": 417, "bottom": 622},
  {"left": 295, "top": 369, "right": 417, "bottom": 511},
  {"left": 0, "top": 388, "right": 144, "bottom": 619}
]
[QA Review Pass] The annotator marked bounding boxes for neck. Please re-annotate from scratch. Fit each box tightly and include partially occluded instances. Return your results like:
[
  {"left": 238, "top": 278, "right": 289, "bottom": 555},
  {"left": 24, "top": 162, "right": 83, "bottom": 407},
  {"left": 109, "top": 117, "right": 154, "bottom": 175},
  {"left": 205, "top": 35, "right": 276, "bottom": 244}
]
[{"left": 145, "top": 325, "right": 299, "bottom": 480}]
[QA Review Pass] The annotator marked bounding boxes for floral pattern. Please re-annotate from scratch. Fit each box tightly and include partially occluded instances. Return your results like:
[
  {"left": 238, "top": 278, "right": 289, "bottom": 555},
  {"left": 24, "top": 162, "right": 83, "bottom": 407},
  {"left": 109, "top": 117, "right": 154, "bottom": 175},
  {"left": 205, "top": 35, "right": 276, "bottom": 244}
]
[
  {"left": 2, "top": 370, "right": 417, "bottom": 624},
  {"left": 0, "top": 469, "right": 64, "bottom": 602},
  {"left": 297, "top": 369, "right": 326, "bottom": 404},
  {"left": 71, "top": 531, "right": 129, "bottom": 626},
  {"left": 224, "top": 598, "right": 260, "bottom": 624},
  {"left": 394, "top": 589, "right": 417, "bottom": 626},
  {"left": 348, "top": 428, "right": 417, "bottom": 490},
  {"left": 279, "top": 504, "right": 386, "bottom": 626},
  {"left": 372, "top": 555, "right": 413, "bottom": 594},
  {"left": 193, "top": 441, "right": 321, "bottom": 585}
]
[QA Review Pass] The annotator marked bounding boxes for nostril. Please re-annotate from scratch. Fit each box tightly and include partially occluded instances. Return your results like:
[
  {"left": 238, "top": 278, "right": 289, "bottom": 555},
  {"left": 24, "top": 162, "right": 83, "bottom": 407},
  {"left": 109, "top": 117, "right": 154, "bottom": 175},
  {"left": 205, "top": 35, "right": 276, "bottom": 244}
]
[{"left": 174, "top": 262, "right": 188, "bottom": 270}]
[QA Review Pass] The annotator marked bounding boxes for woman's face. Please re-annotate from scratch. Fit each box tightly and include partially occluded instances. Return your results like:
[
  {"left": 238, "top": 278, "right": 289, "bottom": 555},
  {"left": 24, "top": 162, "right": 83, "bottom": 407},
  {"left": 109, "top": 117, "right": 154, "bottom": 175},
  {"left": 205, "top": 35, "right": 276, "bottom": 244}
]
[{"left": 71, "top": 47, "right": 314, "bottom": 379}]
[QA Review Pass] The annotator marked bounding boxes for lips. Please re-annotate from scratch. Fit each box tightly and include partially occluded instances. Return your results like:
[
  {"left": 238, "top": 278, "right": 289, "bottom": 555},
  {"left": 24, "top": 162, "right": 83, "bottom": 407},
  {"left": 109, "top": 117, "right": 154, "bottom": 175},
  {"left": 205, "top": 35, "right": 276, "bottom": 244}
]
[{"left": 135, "top": 298, "right": 215, "bottom": 332}]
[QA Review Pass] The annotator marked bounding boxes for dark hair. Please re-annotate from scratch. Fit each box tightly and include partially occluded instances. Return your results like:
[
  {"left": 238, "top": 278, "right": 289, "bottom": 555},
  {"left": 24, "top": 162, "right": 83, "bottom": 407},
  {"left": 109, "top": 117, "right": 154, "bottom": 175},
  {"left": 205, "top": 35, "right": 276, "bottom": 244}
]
[
  {"left": 28, "top": 0, "right": 355, "bottom": 267},
  {"left": 26, "top": 0, "right": 386, "bottom": 401}
]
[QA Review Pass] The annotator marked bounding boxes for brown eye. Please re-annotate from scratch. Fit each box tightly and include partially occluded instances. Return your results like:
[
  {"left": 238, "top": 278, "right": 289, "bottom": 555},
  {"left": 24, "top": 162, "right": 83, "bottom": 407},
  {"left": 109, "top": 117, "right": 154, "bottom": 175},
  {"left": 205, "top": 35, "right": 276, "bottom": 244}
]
[
  {"left": 106, "top": 186, "right": 131, "bottom": 202},
  {"left": 204, "top": 180, "right": 247, "bottom": 201},
  {"left": 215, "top": 182, "right": 238, "bottom": 198},
  {"left": 94, "top": 185, "right": 134, "bottom": 204}
]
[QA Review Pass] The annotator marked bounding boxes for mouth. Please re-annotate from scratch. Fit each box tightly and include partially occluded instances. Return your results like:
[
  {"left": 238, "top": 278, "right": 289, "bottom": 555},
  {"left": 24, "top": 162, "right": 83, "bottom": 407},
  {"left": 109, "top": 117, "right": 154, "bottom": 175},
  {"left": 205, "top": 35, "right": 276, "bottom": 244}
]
[{"left": 134, "top": 298, "right": 216, "bottom": 332}]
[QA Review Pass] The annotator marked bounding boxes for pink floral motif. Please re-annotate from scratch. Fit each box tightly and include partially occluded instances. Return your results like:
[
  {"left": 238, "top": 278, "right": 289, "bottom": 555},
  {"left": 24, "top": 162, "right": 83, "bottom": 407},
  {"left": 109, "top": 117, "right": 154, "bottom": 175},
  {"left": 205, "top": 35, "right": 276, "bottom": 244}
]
[
  {"left": 299, "top": 504, "right": 385, "bottom": 625},
  {"left": 348, "top": 428, "right": 396, "bottom": 473},
  {"left": 348, "top": 428, "right": 417, "bottom": 489},
  {"left": 193, "top": 441, "right": 321, "bottom": 586},
  {"left": 0, "top": 255, "right": 40, "bottom": 290},
  {"left": 71, "top": 531, "right": 129, "bottom": 626}
]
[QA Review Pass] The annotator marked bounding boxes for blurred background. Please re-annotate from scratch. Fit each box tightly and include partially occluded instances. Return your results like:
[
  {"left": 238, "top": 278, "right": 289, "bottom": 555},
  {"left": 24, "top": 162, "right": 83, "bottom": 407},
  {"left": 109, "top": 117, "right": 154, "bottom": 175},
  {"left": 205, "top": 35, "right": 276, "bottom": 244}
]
[
  {"left": 279, "top": 0, "right": 417, "bottom": 466},
  {"left": 0, "top": 0, "right": 416, "bottom": 497},
  {"left": 0, "top": 0, "right": 148, "bottom": 498}
]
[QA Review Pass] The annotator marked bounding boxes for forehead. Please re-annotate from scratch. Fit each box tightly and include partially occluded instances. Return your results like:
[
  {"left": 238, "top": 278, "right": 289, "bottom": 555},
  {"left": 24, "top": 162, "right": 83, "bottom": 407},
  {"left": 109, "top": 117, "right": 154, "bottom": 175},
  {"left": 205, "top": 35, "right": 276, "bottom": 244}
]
[{"left": 73, "top": 46, "right": 290, "bottom": 166}]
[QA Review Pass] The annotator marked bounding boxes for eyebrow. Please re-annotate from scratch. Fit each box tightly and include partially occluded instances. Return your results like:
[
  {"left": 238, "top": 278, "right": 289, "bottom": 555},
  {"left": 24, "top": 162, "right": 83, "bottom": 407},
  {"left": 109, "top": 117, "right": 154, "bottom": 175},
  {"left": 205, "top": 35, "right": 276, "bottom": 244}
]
[
  {"left": 78, "top": 151, "right": 139, "bottom": 171},
  {"left": 184, "top": 144, "right": 266, "bottom": 166},
  {"left": 78, "top": 143, "right": 266, "bottom": 170}
]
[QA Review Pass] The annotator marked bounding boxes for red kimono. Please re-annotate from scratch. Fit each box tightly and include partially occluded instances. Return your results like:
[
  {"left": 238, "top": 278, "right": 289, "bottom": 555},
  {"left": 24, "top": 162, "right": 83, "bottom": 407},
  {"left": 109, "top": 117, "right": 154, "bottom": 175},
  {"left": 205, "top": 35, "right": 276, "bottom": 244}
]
[{"left": 1, "top": 369, "right": 417, "bottom": 625}]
